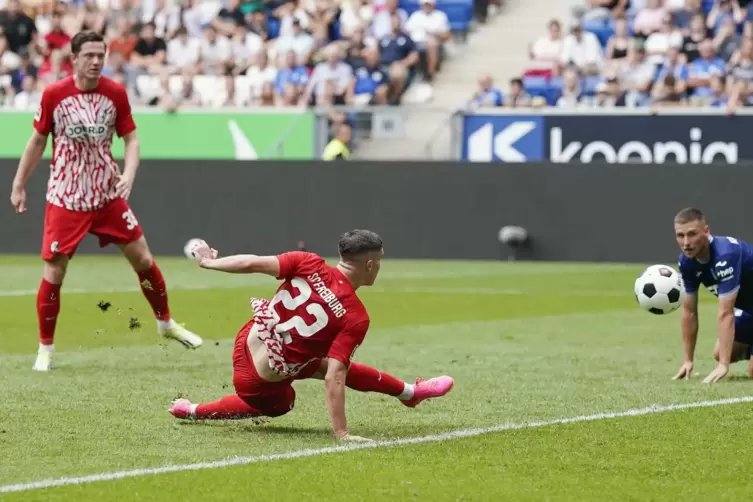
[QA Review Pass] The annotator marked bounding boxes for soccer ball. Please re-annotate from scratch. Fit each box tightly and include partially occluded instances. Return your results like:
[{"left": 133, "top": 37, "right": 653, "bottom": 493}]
[
  {"left": 183, "top": 238, "right": 206, "bottom": 260},
  {"left": 634, "top": 264, "right": 685, "bottom": 315}
]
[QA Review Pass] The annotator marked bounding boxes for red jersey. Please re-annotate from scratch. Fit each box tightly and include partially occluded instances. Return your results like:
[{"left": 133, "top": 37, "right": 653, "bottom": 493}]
[
  {"left": 251, "top": 252, "right": 370, "bottom": 377},
  {"left": 33, "top": 76, "right": 136, "bottom": 212}
]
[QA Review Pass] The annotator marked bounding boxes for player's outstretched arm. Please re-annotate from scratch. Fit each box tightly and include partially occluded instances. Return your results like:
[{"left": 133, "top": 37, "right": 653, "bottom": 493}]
[
  {"left": 703, "top": 291, "right": 738, "bottom": 384},
  {"left": 200, "top": 254, "right": 281, "bottom": 276},
  {"left": 10, "top": 131, "right": 47, "bottom": 214},
  {"left": 674, "top": 293, "right": 699, "bottom": 380},
  {"left": 189, "top": 241, "right": 281, "bottom": 277}
]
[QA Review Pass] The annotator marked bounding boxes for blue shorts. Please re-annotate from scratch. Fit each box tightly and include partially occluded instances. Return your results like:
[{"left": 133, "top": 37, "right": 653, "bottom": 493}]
[
  {"left": 734, "top": 310, "right": 753, "bottom": 359},
  {"left": 735, "top": 309, "right": 753, "bottom": 345}
]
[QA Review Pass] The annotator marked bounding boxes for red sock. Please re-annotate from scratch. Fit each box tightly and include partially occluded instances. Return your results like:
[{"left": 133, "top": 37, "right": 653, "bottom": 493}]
[
  {"left": 195, "top": 395, "right": 263, "bottom": 420},
  {"left": 37, "top": 279, "right": 61, "bottom": 345},
  {"left": 346, "top": 362, "right": 406, "bottom": 396},
  {"left": 137, "top": 263, "right": 171, "bottom": 321}
]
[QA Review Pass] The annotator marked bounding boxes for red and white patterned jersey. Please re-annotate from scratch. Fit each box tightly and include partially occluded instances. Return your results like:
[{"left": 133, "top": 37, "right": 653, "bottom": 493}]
[
  {"left": 251, "top": 252, "right": 370, "bottom": 377},
  {"left": 33, "top": 76, "right": 136, "bottom": 212}
]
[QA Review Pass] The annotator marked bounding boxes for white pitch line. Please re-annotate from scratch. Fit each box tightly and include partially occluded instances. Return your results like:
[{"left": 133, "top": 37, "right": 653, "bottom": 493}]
[{"left": 1, "top": 396, "right": 751, "bottom": 494}]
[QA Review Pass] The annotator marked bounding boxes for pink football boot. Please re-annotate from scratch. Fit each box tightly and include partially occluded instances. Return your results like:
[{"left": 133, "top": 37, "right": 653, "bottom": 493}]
[
  {"left": 169, "top": 398, "right": 196, "bottom": 420},
  {"left": 400, "top": 376, "right": 454, "bottom": 408}
]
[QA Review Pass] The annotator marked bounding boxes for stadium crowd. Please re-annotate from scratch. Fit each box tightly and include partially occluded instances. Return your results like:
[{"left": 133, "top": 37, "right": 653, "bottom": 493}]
[
  {"left": 0, "top": 0, "right": 477, "bottom": 110},
  {"left": 471, "top": 0, "right": 753, "bottom": 112}
]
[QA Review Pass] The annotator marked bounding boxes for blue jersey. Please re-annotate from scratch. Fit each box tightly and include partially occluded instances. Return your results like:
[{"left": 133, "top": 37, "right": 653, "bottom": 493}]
[{"left": 679, "top": 235, "right": 753, "bottom": 313}]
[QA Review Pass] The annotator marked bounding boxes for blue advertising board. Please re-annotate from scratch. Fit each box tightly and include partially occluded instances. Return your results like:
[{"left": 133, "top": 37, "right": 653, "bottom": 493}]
[{"left": 461, "top": 112, "right": 753, "bottom": 164}]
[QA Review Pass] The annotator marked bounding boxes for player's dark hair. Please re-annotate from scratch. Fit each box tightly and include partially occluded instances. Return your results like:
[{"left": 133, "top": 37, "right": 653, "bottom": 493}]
[
  {"left": 71, "top": 31, "right": 105, "bottom": 55},
  {"left": 675, "top": 207, "right": 706, "bottom": 224},
  {"left": 338, "top": 230, "right": 383, "bottom": 260}
]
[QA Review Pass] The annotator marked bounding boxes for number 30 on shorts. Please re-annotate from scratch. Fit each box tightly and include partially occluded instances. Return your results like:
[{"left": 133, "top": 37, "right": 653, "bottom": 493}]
[{"left": 122, "top": 209, "right": 139, "bottom": 230}]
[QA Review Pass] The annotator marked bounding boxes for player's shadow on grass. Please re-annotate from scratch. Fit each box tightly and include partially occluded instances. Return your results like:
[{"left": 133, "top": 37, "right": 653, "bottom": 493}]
[
  {"left": 174, "top": 420, "right": 335, "bottom": 439},
  {"left": 174, "top": 420, "right": 455, "bottom": 439},
  {"left": 723, "top": 375, "right": 751, "bottom": 382}
]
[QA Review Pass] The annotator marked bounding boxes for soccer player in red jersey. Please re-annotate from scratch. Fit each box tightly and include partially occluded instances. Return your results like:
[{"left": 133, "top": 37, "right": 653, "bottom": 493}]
[
  {"left": 9, "top": 31, "right": 202, "bottom": 372},
  {"left": 169, "top": 230, "right": 454, "bottom": 442}
]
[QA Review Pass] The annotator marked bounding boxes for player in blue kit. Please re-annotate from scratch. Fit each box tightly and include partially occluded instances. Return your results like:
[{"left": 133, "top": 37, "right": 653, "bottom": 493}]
[{"left": 673, "top": 207, "right": 753, "bottom": 384}]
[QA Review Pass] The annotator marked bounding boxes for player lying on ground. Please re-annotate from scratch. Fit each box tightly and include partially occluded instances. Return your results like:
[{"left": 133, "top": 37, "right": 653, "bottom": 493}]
[
  {"left": 8, "top": 30, "right": 202, "bottom": 372},
  {"left": 673, "top": 207, "right": 753, "bottom": 384},
  {"left": 169, "top": 231, "right": 454, "bottom": 441}
]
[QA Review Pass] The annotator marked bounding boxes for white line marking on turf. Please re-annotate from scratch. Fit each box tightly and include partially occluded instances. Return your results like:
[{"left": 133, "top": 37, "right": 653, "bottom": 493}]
[{"left": 1, "top": 396, "right": 751, "bottom": 494}]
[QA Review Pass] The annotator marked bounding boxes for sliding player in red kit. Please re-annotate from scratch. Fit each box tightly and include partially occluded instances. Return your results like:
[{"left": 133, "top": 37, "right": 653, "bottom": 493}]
[
  {"left": 9, "top": 31, "right": 202, "bottom": 372},
  {"left": 170, "top": 230, "right": 454, "bottom": 441}
]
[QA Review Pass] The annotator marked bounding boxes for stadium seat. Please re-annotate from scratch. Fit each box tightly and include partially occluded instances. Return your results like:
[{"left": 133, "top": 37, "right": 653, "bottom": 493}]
[
  {"left": 582, "top": 19, "right": 613, "bottom": 48},
  {"left": 400, "top": 0, "right": 420, "bottom": 16},
  {"left": 235, "top": 76, "right": 253, "bottom": 107},
  {"left": 136, "top": 74, "right": 160, "bottom": 101},
  {"left": 582, "top": 76, "right": 602, "bottom": 97},
  {"left": 546, "top": 76, "right": 563, "bottom": 105},
  {"left": 267, "top": 17, "right": 281, "bottom": 40},
  {"left": 442, "top": 2, "right": 474, "bottom": 34},
  {"left": 522, "top": 75, "right": 549, "bottom": 99}
]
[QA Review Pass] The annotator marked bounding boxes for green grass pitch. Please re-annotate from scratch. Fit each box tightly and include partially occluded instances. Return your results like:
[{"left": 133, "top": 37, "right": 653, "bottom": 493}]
[{"left": 1, "top": 255, "right": 752, "bottom": 501}]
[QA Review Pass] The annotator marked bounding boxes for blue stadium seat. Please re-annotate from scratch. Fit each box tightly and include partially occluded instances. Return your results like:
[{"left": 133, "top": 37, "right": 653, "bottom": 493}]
[
  {"left": 547, "top": 76, "right": 563, "bottom": 105},
  {"left": 401, "top": 1, "right": 420, "bottom": 16},
  {"left": 582, "top": 76, "right": 602, "bottom": 96},
  {"left": 267, "top": 17, "right": 281, "bottom": 39},
  {"left": 441, "top": 2, "right": 474, "bottom": 33},
  {"left": 522, "top": 76, "right": 549, "bottom": 99},
  {"left": 582, "top": 19, "right": 613, "bottom": 48}
]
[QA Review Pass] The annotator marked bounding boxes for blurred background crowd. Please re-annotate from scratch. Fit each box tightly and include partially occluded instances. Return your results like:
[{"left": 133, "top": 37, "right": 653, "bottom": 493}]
[
  {"left": 472, "top": 0, "right": 753, "bottom": 112},
  {"left": 0, "top": 0, "right": 480, "bottom": 110},
  {"left": 3, "top": 1, "right": 748, "bottom": 118}
]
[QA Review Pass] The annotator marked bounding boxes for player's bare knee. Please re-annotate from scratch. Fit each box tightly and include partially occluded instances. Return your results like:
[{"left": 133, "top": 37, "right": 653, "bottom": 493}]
[
  {"left": 43, "top": 256, "right": 69, "bottom": 284},
  {"left": 120, "top": 238, "right": 154, "bottom": 271},
  {"left": 131, "top": 253, "right": 154, "bottom": 271}
]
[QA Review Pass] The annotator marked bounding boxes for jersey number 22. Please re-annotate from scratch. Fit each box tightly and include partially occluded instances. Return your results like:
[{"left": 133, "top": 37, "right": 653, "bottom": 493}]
[{"left": 269, "top": 278, "right": 329, "bottom": 341}]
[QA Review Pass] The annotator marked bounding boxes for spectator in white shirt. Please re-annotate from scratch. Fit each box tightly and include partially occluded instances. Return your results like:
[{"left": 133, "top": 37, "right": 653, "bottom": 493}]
[
  {"left": 339, "top": 0, "right": 375, "bottom": 39},
  {"left": 10, "top": 74, "right": 41, "bottom": 110},
  {"left": 404, "top": 0, "right": 449, "bottom": 81},
  {"left": 556, "top": 66, "right": 584, "bottom": 108},
  {"left": 275, "top": 17, "right": 316, "bottom": 66},
  {"left": 371, "top": 0, "right": 407, "bottom": 40},
  {"left": 620, "top": 46, "right": 655, "bottom": 106},
  {"left": 528, "top": 19, "right": 564, "bottom": 76},
  {"left": 246, "top": 50, "right": 278, "bottom": 104},
  {"left": 560, "top": 24, "right": 603, "bottom": 75},
  {"left": 633, "top": 0, "right": 668, "bottom": 37},
  {"left": 167, "top": 26, "right": 201, "bottom": 74},
  {"left": 230, "top": 24, "right": 264, "bottom": 75},
  {"left": 200, "top": 25, "right": 232, "bottom": 75},
  {"left": 644, "top": 14, "right": 684, "bottom": 65},
  {"left": 144, "top": 0, "right": 181, "bottom": 40},
  {"left": 300, "top": 44, "right": 354, "bottom": 105}
]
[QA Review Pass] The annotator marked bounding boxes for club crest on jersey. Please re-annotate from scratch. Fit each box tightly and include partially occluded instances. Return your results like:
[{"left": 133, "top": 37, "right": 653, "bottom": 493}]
[{"left": 66, "top": 124, "right": 108, "bottom": 139}]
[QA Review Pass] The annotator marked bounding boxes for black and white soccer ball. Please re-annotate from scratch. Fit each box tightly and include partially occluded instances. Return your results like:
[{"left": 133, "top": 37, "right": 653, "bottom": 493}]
[{"left": 634, "top": 264, "right": 685, "bottom": 315}]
